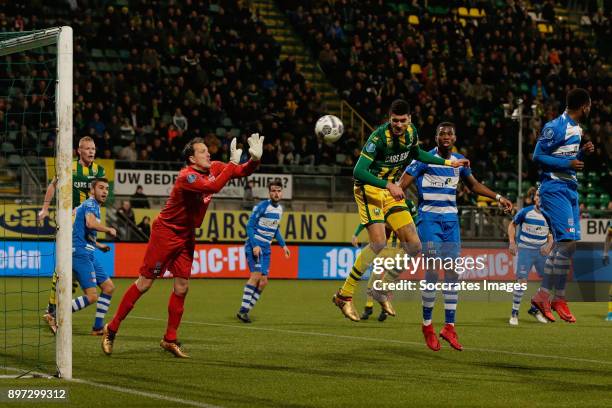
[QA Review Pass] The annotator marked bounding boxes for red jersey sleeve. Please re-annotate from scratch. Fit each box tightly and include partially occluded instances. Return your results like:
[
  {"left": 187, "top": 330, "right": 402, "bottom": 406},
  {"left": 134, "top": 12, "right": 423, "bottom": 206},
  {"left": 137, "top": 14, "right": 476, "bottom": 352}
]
[
  {"left": 210, "top": 160, "right": 259, "bottom": 179},
  {"left": 177, "top": 163, "right": 237, "bottom": 194}
]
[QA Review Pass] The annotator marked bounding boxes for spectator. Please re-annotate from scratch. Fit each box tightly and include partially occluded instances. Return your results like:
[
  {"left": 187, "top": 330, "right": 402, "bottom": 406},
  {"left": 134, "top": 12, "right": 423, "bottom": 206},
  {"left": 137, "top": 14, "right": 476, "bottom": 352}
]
[
  {"left": 117, "top": 200, "right": 135, "bottom": 224},
  {"left": 137, "top": 216, "right": 151, "bottom": 238},
  {"left": 118, "top": 141, "right": 138, "bottom": 162},
  {"left": 172, "top": 108, "right": 188, "bottom": 133},
  {"left": 131, "top": 185, "right": 150, "bottom": 209}
]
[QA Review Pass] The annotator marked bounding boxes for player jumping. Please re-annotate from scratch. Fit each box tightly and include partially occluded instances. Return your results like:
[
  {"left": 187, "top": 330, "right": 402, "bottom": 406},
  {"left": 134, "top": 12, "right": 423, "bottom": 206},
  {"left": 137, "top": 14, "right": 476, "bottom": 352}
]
[
  {"left": 399, "top": 122, "right": 512, "bottom": 351},
  {"left": 236, "top": 180, "right": 290, "bottom": 323},
  {"left": 332, "top": 99, "right": 469, "bottom": 322},
  {"left": 530, "top": 88, "right": 594, "bottom": 323},
  {"left": 507, "top": 189, "right": 552, "bottom": 325},
  {"left": 102, "top": 135, "right": 264, "bottom": 358},
  {"left": 71, "top": 178, "right": 117, "bottom": 332},
  {"left": 353, "top": 199, "right": 419, "bottom": 322}
]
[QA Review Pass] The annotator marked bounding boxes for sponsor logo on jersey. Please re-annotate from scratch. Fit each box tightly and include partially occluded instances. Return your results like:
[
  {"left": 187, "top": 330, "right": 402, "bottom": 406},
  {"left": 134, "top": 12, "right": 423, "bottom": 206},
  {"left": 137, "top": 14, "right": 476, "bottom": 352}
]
[{"left": 386, "top": 151, "right": 410, "bottom": 164}]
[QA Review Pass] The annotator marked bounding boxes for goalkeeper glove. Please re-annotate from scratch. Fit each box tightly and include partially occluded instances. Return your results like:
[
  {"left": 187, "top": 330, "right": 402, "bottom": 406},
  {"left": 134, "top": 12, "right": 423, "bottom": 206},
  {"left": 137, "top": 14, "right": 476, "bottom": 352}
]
[
  {"left": 229, "top": 138, "right": 242, "bottom": 164},
  {"left": 247, "top": 133, "right": 264, "bottom": 161}
]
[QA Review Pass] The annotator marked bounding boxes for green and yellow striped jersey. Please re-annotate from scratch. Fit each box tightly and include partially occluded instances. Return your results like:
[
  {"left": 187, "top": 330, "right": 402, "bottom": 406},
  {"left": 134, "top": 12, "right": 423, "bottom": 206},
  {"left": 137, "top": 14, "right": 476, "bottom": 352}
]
[
  {"left": 72, "top": 160, "right": 105, "bottom": 208},
  {"left": 356, "top": 122, "right": 419, "bottom": 186}
]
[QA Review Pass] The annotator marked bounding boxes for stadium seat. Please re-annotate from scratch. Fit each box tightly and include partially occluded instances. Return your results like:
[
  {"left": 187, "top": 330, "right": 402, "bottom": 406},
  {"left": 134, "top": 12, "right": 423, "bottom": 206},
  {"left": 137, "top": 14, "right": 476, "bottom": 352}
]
[
  {"left": 104, "top": 49, "right": 120, "bottom": 59},
  {"left": 493, "top": 180, "right": 506, "bottom": 190},
  {"left": 410, "top": 64, "right": 422, "bottom": 75},
  {"left": 222, "top": 117, "right": 233, "bottom": 128},
  {"left": 1, "top": 142, "right": 16, "bottom": 153},
  {"left": 587, "top": 172, "right": 600, "bottom": 183},
  {"left": 230, "top": 128, "right": 240, "bottom": 138},
  {"left": 408, "top": 15, "right": 419, "bottom": 25},
  {"left": 215, "top": 127, "right": 226, "bottom": 137},
  {"left": 469, "top": 8, "right": 482, "bottom": 18},
  {"left": 507, "top": 180, "right": 518, "bottom": 191},
  {"left": 576, "top": 171, "right": 585, "bottom": 182},
  {"left": 458, "top": 7, "right": 469, "bottom": 17},
  {"left": 600, "top": 193, "right": 610, "bottom": 207},
  {"left": 119, "top": 49, "right": 130, "bottom": 60},
  {"left": 586, "top": 193, "right": 599, "bottom": 206},
  {"left": 7, "top": 154, "right": 21, "bottom": 165},
  {"left": 90, "top": 48, "right": 104, "bottom": 59}
]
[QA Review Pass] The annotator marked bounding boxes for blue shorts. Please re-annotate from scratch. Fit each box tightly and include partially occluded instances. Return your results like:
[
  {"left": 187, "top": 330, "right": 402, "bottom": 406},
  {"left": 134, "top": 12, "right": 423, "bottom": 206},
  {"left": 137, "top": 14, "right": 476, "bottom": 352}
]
[
  {"left": 245, "top": 242, "right": 271, "bottom": 276},
  {"left": 72, "top": 248, "right": 108, "bottom": 290},
  {"left": 539, "top": 181, "right": 580, "bottom": 241},
  {"left": 417, "top": 220, "right": 461, "bottom": 258},
  {"left": 515, "top": 248, "right": 546, "bottom": 280}
]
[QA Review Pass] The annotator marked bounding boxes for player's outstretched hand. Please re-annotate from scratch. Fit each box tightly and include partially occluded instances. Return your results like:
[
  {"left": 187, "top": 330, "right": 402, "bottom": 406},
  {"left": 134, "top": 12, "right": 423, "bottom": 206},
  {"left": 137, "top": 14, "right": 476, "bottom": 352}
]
[
  {"left": 98, "top": 244, "right": 111, "bottom": 253},
  {"left": 498, "top": 196, "right": 513, "bottom": 213},
  {"left": 283, "top": 246, "right": 291, "bottom": 258},
  {"left": 37, "top": 208, "right": 49, "bottom": 222},
  {"left": 247, "top": 133, "right": 264, "bottom": 161},
  {"left": 230, "top": 138, "right": 243, "bottom": 164},
  {"left": 569, "top": 160, "right": 584, "bottom": 170},
  {"left": 386, "top": 182, "right": 405, "bottom": 201},
  {"left": 451, "top": 158, "right": 470, "bottom": 168},
  {"left": 581, "top": 141, "right": 594, "bottom": 155}
]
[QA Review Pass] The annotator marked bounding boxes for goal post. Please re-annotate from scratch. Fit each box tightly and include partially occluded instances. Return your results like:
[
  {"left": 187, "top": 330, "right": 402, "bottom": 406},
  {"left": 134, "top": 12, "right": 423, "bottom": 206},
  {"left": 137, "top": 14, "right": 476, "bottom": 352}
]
[{"left": 0, "top": 26, "right": 73, "bottom": 379}]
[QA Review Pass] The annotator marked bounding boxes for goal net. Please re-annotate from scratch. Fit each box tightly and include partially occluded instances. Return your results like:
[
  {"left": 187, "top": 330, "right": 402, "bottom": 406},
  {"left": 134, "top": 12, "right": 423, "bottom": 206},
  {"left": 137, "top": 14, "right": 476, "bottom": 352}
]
[{"left": 0, "top": 27, "right": 72, "bottom": 379}]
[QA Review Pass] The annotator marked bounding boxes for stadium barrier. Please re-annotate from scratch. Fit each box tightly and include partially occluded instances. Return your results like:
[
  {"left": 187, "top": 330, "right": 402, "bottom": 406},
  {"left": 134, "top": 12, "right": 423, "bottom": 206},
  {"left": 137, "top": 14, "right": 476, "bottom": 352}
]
[{"left": 1, "top": 241, "right": 610, "bottom": 283}]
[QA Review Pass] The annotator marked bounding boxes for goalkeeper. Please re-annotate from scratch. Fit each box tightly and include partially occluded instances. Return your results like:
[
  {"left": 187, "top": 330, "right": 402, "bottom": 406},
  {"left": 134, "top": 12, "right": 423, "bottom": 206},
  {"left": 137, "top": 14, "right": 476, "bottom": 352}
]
[
  {"left": 102, "top": 135, "right": 263, "bottom": 358},
  {"left": 332, "top": 99, "right": 468, "bottom": 321}
]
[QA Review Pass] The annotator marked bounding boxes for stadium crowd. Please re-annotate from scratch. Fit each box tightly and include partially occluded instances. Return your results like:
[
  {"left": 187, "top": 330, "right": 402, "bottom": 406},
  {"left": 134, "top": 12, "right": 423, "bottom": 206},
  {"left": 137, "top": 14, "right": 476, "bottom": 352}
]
[
  {"left": 282, "top": 0, "right": 610, "bottom": 186},
  {"left": 0, "top": 1, "right": 609, "bottom": 206}
]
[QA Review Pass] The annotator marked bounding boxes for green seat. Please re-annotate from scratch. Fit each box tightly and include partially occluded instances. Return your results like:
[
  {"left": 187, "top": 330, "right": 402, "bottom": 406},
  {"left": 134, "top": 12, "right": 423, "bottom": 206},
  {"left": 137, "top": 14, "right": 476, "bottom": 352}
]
[
  {"left": 600, "top": 193, "right": 611, "bottom": 207},
  {"left": 587, "top": 172, "right": 600, "bottom": 183},
  {"left": 494, "top": 180, "right": 506, "bottom": 190},
  {"left": 119, "top": 49, "right": 130, "bottom": 60},
  {"left": 507, "top": 180, "right": 518, "bottom": 191},
  {"left": 586, "top": 193, "right": 599, "bottom": 206},
  {"left": 576, "top": 171, "right": 585, "bottom": 182},
  {"left": 91, "top": 48, "right": 104, "bottom": 59},
  {"left": 105, "top": 49, "right": 120, "bottom": 59}
]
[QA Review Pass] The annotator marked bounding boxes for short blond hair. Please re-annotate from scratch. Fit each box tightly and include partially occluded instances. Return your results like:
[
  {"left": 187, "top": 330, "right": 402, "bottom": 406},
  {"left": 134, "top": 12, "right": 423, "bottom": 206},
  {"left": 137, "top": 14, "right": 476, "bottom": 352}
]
[{"left": 78, "top": 136, "right": 95, "bottom": 147}]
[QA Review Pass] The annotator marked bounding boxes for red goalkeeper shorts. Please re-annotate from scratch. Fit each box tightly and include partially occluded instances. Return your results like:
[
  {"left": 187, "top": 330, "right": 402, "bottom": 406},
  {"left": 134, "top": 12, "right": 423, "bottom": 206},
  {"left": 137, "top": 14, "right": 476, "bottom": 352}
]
[{"left": 139, "top": 219, "right": 195, "bottom": 279}]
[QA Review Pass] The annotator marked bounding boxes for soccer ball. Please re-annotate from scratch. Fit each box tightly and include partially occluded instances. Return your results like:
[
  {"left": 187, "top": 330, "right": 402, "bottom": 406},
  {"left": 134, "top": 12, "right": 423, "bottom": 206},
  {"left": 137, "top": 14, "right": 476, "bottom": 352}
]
[{"left": 315, "top": 115, "right": 344, "bottom": 143}]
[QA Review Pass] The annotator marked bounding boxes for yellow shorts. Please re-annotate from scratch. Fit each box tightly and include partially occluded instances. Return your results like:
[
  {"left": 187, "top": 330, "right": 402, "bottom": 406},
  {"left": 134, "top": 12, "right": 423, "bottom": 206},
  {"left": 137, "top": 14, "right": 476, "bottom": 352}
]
[{"left": 354, "top": 184, "right": 414, "bottom": 231}]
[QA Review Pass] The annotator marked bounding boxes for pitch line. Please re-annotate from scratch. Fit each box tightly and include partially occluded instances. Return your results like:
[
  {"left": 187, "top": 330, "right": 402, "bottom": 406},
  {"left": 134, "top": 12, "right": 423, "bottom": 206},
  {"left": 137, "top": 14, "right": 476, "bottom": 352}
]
[
  {"left": 0, "top": 366, "right": 222, "bottom": 408},
  {"left": 133, "top": 316, "right": 612, "bottom": 366}
]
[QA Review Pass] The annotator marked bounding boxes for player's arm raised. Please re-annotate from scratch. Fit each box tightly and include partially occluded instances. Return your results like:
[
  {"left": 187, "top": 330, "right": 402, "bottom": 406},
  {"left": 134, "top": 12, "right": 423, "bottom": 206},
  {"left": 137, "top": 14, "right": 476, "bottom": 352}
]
[
  {"left": 411, "top": 144, "right": 470, "bottom": 168},
  {"left": 85, "top": 212, "right": 117, "bottom": 237},
  {"left": 463, "top": 174, "right": 513, "bottom": 212},
  {"left": 231, "top": 133, "right": 263, "bottom": 178},
  {"left": 183, "top": 138, "right": 244, "bottom": 194},
  {"left": 38, "top": 177, "right": 58, "bottom": 222}
]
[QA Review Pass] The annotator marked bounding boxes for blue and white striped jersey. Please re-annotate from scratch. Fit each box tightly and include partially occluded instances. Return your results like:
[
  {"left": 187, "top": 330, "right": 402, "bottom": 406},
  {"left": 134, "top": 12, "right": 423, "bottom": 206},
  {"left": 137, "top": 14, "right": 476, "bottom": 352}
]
[
  {"left": 513, "top": 205, "right": 550, "bottom": 249},
  {"left": 246, "top": 199, "right": 286, "bottom": 247},
  {"left": 533, "top": 112, "right": 583, "bottom": 186},
  {"left": 405, "top": 148, "right": 471, "bottom": 221},
  {"left": 73, "top": 197, "right": 100, "bottom": 251}
]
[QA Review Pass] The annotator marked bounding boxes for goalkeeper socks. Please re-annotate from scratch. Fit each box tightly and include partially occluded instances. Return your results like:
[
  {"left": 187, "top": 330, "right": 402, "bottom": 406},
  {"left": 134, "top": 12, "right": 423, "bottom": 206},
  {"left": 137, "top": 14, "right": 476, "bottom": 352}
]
[
  {"left": 72, "top": 295, "right": 90, "bottom": 313},
  {"left": 340, "top": 245, "right": 377, "bottom": 297},
  {"left": 511, "top": 286, "right": 525, "bottom": 316},
  {"left": 239, "top": 284, "right": 256, "bottom": 313},
  {"left": 165, "top": 291, "right": 186, "bottom": 342},
  {"left": 108, "top": 283, "right": 143, "bottom": 333},
  {"left": 93, "top": 293, "right": 112, "bottom": 330},
  {"left": 443, "top": 290, "right": 458, "bottom": 325},
  {"left": 249, "top": 288, "right": 261, "bottom": 310}
]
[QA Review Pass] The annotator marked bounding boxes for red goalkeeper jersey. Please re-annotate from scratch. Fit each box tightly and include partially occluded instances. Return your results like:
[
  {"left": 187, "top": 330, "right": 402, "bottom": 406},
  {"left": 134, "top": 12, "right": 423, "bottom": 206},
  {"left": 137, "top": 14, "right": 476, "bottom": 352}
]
[{"left": 157, "top": 160, "right": 258, "bottom": 236}]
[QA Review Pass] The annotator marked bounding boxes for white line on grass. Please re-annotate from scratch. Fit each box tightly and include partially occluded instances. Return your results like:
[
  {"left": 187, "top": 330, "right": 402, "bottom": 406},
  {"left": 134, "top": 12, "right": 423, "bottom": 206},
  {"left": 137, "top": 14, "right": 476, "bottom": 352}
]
[
  {"left": 0, "top": 366, "right": 222, "bottom": 408},
  {"left": 133, "top": 316, "right": 612, "bottom": 366}
]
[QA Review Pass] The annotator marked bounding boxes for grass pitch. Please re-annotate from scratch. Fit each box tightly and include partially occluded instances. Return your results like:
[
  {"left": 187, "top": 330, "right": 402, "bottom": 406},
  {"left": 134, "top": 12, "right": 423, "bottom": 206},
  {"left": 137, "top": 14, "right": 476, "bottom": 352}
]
[{"left": 1, "top": 278, "right": 611, "bottom": 407}]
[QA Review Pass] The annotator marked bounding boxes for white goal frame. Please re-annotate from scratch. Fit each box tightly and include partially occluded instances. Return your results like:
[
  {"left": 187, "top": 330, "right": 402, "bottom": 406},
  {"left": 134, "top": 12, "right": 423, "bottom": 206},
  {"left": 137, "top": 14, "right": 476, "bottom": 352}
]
[{"left": 0, "top": 26, "right": 73, "bottom": 379}]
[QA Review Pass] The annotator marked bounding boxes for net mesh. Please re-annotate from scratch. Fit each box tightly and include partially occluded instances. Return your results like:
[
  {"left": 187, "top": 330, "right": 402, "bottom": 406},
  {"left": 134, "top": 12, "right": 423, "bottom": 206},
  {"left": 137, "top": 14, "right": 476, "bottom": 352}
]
[{"left": 0, "top": 30, "right": 59, "bottom": 376}]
